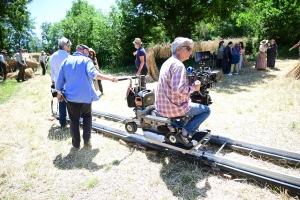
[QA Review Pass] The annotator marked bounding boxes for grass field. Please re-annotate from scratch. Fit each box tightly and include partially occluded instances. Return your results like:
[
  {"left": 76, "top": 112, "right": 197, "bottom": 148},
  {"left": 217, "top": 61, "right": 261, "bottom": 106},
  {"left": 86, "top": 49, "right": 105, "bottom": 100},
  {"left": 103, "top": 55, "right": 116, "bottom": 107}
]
[{"left": 0, "top": 60, "right": 299, "bottom": 200}]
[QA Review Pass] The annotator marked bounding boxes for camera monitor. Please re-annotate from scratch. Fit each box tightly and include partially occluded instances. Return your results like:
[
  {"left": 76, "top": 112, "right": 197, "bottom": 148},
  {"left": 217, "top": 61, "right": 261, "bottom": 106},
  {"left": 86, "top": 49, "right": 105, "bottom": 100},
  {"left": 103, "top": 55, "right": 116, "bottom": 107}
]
[{"left": 195, "top": 51, "right": 210, "bottom": 62}]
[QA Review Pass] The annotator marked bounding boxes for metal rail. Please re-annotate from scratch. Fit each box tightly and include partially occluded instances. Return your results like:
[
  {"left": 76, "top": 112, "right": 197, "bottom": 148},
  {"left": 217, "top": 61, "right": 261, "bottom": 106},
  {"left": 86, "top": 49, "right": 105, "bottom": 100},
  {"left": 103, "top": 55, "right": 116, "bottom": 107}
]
[
  {"left": 91, "top": 121, "right": 300, "bottom": 193},
  {"left": 91, "top": 110, "right": 300, "bottom": 166}
]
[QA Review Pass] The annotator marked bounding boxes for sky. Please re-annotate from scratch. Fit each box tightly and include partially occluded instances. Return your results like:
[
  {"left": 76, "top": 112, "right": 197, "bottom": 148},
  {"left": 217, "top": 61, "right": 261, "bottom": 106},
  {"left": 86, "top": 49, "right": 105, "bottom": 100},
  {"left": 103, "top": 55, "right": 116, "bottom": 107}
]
[{"left": 27, "top": 0, "right": 117, "bottom": 38}]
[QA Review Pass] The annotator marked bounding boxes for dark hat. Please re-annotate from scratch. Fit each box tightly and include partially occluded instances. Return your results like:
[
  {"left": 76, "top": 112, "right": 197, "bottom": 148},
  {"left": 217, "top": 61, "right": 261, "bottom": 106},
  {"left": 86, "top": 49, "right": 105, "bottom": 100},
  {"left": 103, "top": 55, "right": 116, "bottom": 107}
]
[
  {"left": 18, "top": 48, "right": 23, "bottom": 51},
  {"left": 228, "top": 41, "right": 233, "bottom": 45}
]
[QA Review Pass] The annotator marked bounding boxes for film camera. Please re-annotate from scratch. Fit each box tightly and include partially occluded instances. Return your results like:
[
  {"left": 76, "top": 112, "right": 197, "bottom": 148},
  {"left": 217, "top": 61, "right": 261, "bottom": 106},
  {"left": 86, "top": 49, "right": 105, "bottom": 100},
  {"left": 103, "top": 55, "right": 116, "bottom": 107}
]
[{"left": 187, "top": 51, "right": 222, "bottom": 106}]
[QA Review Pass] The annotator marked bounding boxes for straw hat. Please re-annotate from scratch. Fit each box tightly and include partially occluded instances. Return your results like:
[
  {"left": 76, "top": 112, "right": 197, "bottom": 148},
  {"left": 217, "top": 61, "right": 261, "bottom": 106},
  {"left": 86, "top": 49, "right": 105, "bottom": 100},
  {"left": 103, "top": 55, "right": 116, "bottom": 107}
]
[
  {"left": 133, "top": 38, "right": 142, "bottom": 44},
  {"left": 260, "top": 40, "right": 268, "bottom": 45},
  {"left": 1, "top": 49, "right": 7, "bottom": 54}
]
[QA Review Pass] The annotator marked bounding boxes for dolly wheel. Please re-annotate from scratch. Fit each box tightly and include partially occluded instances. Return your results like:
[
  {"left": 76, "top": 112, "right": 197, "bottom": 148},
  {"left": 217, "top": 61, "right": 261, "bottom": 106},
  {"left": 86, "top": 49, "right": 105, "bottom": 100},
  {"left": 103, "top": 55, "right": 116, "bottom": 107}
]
[
  {"left": 166, "top": 132, "right": 177, "bottom": 143},
  {"left": 125, "top": 122, "right": 137, "bottom": 134}
]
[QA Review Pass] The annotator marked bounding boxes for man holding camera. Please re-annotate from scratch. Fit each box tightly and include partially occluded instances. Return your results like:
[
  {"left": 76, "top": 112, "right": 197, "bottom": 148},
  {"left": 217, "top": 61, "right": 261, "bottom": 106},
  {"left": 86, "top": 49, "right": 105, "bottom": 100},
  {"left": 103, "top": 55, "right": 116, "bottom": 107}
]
[{"left": 155, "top": 37, "right": 211, "bottom": 147}]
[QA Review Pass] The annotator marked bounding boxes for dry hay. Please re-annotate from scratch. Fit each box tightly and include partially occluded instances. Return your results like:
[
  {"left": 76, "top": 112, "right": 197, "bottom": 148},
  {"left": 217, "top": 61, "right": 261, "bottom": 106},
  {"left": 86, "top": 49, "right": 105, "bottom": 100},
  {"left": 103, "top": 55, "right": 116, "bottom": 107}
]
[
  {"left": 285, "top": 59, "right": 300, "bottom": 80},
  {"left": 146, "top": 48, "right": 159, "bottom": 81},
  {"left": 30, "top": 53, "right": 40, "bottom": 61},
  {"left": 6, "top": 68, "right": 35, "bottom": 79},
  {"left": 26, "top": 59, "right": 40, "bottom": 69},
  {"left": 5, "top": 58, "right": 17, "bottom": 70}
]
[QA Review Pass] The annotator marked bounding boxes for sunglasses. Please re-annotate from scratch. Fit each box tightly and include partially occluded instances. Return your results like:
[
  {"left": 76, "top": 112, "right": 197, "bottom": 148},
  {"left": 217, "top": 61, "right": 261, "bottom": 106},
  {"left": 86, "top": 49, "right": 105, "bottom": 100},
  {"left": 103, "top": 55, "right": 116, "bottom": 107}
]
[{"left": 182, "top": 46, "right": 192, "bottom": 52}]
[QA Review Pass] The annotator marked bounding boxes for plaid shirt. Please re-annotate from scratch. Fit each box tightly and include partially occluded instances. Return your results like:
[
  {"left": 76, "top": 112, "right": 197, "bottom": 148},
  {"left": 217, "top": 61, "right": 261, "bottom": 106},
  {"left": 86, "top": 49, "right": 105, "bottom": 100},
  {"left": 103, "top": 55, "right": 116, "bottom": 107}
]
[{"left": 155, "top": 55, "right": 195, "bottom": 118}]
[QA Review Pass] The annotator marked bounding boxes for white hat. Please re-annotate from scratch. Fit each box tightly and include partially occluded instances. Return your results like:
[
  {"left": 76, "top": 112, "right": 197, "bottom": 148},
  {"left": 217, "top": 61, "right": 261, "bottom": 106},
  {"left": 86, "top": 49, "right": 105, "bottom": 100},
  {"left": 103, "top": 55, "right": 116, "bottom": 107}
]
[{"left": 133, "top": 38, "right": 142, "bottom": 44}]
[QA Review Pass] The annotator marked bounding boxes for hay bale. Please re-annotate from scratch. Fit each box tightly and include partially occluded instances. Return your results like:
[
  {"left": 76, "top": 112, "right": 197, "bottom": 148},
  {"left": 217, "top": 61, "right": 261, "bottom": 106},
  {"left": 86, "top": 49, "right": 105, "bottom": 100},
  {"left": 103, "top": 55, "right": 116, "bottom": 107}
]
[
  {"left": 5, "top": 58, "right": 17, "bottom": 70},
  {"left": 6, "top": 71, "right": 18, "bottom": 79},
  {"left": 146, "top": 49, "right": 159, "bottom": 81},
  {"left": 30, "top": 53, "right": 40, "bottom": 61},
  {"left": 286, "top": 59, "right": 300, "bottom": 80},
  {"left": 26, "top": 59, "right": 39, "bottom": 69},
  {"left": 25, "top": 68, "right": 35, "bottom": 79}
]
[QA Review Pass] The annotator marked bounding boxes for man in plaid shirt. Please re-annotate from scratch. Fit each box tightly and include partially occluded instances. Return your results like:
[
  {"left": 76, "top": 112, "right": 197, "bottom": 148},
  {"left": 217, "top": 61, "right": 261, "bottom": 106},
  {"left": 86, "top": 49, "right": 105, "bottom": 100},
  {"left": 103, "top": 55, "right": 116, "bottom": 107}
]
[{"left": 155, "top": 37, "right": 211, "bottom": 147}]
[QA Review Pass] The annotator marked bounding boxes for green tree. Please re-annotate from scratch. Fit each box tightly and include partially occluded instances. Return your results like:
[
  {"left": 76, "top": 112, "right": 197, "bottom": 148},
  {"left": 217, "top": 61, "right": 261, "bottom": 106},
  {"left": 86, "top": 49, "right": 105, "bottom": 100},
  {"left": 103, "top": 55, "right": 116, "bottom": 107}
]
[{"left": 0, "top": 0, "right": 34, "bottom": 52}]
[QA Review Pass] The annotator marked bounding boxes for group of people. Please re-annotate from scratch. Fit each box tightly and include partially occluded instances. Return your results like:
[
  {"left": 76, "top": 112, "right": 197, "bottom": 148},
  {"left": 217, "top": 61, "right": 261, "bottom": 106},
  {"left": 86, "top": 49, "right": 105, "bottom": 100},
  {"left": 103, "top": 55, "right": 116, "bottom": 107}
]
[
  {"left": 50, "top": 36, "right": 209, "bottom": 148},
  {"left": 216, "top": 41, "right": 245, "bottom": 76},
  {"left": 50, "top": 38, "right": 117, "bottom": 149},
  {"left": 216, "top": 39, "right": 279, "bottom": 73},
  {"left": 255, "top": 39, "right": 278, "bottom": 70}
]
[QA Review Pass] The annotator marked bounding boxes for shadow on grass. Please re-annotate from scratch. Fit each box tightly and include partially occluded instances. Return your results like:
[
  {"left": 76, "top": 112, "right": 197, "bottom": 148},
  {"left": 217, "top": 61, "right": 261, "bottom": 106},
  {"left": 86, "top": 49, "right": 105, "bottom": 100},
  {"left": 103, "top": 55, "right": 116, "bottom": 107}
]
[
  {"left": 53, "top": 147, "right": 103, "bottom": 171},
  {"left": 147, "top": 153, "right": 211, "bottom": 199},
  {"left": 48, "top": 124, "right": 71, "bottom": 141},
  {"left": 214, "top": 66, "right": 277, "bottom": 94}
]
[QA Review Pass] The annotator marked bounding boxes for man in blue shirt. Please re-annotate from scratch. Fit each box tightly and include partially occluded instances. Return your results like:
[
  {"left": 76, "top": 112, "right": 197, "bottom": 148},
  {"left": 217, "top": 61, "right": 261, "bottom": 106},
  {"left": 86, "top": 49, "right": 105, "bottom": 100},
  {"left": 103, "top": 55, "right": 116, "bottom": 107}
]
[
  {"left": 56, "top": 44, "right": 118, "bottom": 149},
  {"left": 133, "top": 38, "right": 148, "bottom": 76}
]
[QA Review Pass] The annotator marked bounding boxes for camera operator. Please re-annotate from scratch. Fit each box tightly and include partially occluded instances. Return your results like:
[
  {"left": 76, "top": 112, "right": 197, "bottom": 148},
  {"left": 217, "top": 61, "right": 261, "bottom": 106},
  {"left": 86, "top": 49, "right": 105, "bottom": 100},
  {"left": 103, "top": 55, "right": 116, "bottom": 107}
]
[{"left": 155, "top": 37, "right": 211, "bottom": 147}]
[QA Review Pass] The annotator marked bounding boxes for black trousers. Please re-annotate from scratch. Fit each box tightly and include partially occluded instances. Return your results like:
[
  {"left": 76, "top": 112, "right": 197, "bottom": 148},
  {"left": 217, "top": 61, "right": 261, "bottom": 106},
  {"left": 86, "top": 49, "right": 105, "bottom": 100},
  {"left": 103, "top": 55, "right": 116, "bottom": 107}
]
[
  {"left": 0, "top": 63, "right": 6, "bottom": 80},
  {"left": 66, "top": 101, "right": 92, "bottom": 148},
  {"left": 140, "top": 67, "right": 148, "bottom": 76},
  {"left": 16, "top": 63, "right": 25, "bottom": 81},
  {"left": 97, "top": 80, "right": 103, "bottom": 93},
  {"left": 40, "top": 62, "right": 46, "bottom": 75}
]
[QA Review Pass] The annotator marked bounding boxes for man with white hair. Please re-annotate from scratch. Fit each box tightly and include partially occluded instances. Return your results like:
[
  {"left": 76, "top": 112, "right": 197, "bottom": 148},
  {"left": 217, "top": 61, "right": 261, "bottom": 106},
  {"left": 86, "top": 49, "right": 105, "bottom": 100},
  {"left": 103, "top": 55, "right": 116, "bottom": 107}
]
[
  {"left": 155, "top": 37, "right": 211, "bottom": 147},
  {"left": 50, "top": 37, "right": 72, "bottom": 128}
]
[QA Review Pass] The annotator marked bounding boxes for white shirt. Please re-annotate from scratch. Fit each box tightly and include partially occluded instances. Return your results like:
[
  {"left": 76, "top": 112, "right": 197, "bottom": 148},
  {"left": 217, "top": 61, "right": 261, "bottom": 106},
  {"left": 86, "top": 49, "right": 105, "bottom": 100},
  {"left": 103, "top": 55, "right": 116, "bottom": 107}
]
[
  {"left": 0, "top": 54, "right": 7, "bottom": 65},
  {"left": 15, "top": 52, "right": 25, "bottom": 65},
  {"left": 39, "top": 55, "right": 46, "bottom": 65},
  {"left": 50, "top": 50, "right": 69, "bottom": 82}
]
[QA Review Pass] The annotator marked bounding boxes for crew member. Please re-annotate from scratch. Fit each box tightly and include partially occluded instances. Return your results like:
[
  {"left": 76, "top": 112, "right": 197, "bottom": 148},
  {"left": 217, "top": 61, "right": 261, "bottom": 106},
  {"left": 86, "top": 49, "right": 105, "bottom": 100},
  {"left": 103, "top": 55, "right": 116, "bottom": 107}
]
[
  {"left": 15, "top": 48, "right": 27, "bottom": 82},
  {"left": 155, "top": 37, "right": 211, "bottom": 147},
  {"left": 50, "top": 38, "right": 71, "bottom": 129},
  {"left": 133, "top": 38, "right": 148, "bottom": 76},
  {"left": 0, "top": 49, "right": 9, "bottom": 82},
  {"left": 39, "top": 51, "right": 46, "bottom": 75},
  {"left": 56, "top": 44, "right": 118, "bottom": 149}
]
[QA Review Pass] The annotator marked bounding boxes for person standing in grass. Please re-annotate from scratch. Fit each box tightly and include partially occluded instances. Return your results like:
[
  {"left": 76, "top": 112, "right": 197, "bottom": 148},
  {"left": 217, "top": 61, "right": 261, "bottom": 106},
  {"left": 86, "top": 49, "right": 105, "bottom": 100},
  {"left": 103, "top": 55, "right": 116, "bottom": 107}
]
[
  {"left": 0, "top": 49, "right": 9, "bottom": 82},
  {"left": 238, "top": 42, "right": 245, "bottom": 70},
  {"left": 222, "top": 41, "right": 233, "bottom": 74},
  {"left": 228, "top": 43, "right": 241, "bottom": 76},
  {"left": 56, "top": 44, "right": 118, "bottom": 149},
  {"left": 267, "top": 39, "right": 278, "bottom": 69},
  {"left": 15, "top": 48, "right": 27, "bottom": 82},
  {"left": 89, "top": 48, "right": 103, "bottom": 95},
  {"left": 50, "top": 38, "right": 72, "bottom": 129},
  {"left": 216, "top": 41, "right": 225, "bottom": 68},
  {"left": 255, "top": 40, "right": 268, "bottom": 70},
  {"left": 39, "top": 51, "right": 46, "bottom": 75},
  {"left": 133, "top": 38, "right": 148, "bottom": 76}
]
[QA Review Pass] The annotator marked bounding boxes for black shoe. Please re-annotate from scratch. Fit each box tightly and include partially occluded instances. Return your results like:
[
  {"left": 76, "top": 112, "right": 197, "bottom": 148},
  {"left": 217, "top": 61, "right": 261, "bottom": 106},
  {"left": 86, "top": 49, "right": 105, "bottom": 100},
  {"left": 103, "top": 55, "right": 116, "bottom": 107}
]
[
  {"left": 84, "top": 140, "right": 92, "bottom": 148},
  {"left": 22, "top": 79, "right": 27, "bottom": 82},
  {"left": 176, "top": 133, "right": 193, "bottom": 148},
  {"left": 16, "top": 79, "right": 21, "bottom": 82}
]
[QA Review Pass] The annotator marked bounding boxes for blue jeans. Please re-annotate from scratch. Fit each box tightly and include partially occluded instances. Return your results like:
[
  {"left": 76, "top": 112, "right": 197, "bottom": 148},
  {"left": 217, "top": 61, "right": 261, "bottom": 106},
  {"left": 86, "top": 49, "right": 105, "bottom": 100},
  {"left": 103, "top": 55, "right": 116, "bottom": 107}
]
[
  {"left": 59, "top": 101, "right": 67, "bottom": 126},
  {"left": 184, "top": 103, "right": 211, "bottom": 137}
]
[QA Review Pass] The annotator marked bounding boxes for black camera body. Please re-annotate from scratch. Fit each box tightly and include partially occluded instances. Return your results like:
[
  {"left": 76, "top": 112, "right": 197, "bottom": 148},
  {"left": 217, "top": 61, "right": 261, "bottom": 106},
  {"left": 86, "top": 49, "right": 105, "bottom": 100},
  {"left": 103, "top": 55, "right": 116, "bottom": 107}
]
[{"left": 187, "top": 51, "right": 221, "bottom": 106}]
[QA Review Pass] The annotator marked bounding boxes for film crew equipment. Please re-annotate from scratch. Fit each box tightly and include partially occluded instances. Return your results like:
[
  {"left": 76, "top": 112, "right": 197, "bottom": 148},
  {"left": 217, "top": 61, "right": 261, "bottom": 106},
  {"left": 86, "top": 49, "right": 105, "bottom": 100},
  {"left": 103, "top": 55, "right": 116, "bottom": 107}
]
[{"left": 187, "top": 51, "right": 222, "bottom": 106}]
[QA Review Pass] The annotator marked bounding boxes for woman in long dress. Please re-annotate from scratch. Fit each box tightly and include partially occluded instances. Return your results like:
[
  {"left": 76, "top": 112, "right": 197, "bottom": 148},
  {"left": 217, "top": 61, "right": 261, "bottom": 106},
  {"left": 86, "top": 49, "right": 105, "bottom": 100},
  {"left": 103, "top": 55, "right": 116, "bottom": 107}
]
[
  {"left": 255, "top": 40, "right": 268, "bottom": 70},
  {"left": 238, "top": 42, "right": 245, "bottom": 70},
  {"left": 216, "top": 41, "right": 225, "bottom": 68},
  {"left": 267, "top": 39, "right": 278, "bottom": 68}
]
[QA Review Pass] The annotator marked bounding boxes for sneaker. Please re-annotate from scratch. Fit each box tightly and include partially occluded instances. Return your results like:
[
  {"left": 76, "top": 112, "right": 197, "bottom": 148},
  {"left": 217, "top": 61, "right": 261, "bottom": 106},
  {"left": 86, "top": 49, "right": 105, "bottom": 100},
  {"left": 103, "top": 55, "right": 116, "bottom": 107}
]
[
  {"left": 234, "top": 73, "right": 238, "bottom": 75},
  {"left": 228, "top": 73, "right": 232, "bottom": 76},
  {"left": 176, "top": 133, "right": 193, "bottom": 148}
]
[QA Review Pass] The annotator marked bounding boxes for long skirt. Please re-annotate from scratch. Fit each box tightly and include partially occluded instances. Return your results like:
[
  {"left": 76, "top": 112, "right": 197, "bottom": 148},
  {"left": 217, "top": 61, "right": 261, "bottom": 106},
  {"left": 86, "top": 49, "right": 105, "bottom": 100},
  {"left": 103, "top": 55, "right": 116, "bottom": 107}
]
[
  {"left": 238, "top": 54, "right": 243, "bottom": 70},
  {"left": 255, "top": 55, "right": 266, "bottom": 70}
]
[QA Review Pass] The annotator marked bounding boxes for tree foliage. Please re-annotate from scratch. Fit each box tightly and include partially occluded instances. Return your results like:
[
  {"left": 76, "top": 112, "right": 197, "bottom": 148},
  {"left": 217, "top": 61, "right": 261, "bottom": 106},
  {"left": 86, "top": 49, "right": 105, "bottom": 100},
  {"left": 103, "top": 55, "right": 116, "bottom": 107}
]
[{"left": 0, "top": 0, "right": 36, "bottom": 54}]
